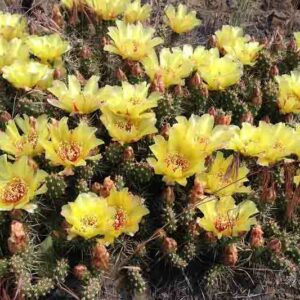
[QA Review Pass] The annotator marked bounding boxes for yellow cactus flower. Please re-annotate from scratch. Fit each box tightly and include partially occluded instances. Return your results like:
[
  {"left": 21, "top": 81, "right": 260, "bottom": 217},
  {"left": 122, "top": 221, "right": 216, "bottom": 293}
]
[
  {"left": 100, "top": 107, "right": 157, "bottom": 144},
  {"left": 224, "top": 39, "right": 262, "bottom": 66},
  {"left": 99, "top": 81, "right": 160, "bottom": 118},
  {"left": 275, "top": 71, "right": 300, "bottom": 114},
  {"left": 102, "top": 188, "right": 149, "bottom": 244},
  {"left": 0, "top": 115, "right": 49, "bottom": 158},
  {"left": 147, "top": 132, "right": 206, "bottom": 186},
  {"left": 26, "top": 34, "right": 70, "bottom": 63},
  {"left": 124, "top": 0, "right": 151, "bottom": 23},
  {"left": 197, "top": 152, "right": 251, "bottom": 196},
  {"left": 192, "top": 46, "right": 220, "bottom": 72},
  {"left": 61, "top": 193, "right": 116, "bottom": 240},
  {"left": 230, "top": 122, "right": 296, "bottom": 166},
  {"left": 199, "top": 54, "right": 243, "bottom": 90},
  {"left": 215, "top": 25, "right": 248, "bottom": 50},
  {"left": 142, "top": 46, "right": 194, "bottom": 88},
  {"left": 0, "top": 12, "right": 27, "bottom": 40},
  {"left": 41, "top": 118, "right": 103, "bottom": 171},
  {"left": 0, "top": 37, "right": 29, "bottom": 70},
  {"left": 294, "top": 32, "right": 300, "bottom": 51},
  {"left": 104, "top": 20, "right": 163, "bottom": 61},
  {"left": 170, "top": 114, "right": 238, "bottom": 157},
  {"left": 0, "top": 155, "right": 48, "bottom": 212},
  {"left": 2, "top": 60, "right": 53, "bottom": 90},
  {"left": 48, "top": 75, "right": 102, "bottom": 114},
  {"left": 86, "top": 0, "right": 130, "bottom": 20},
  {"left": 164, "top": 4, "right": 201, "bottom": 34},
  {"left": 197, "top": 196, "right": 258, "bottom": 238}
]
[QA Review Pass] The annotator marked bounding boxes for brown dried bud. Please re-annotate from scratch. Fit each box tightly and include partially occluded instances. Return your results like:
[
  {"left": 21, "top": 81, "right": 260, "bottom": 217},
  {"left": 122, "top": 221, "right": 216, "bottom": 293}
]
[
  {"left": 131, "top": 62, "right": 144, "bottom": 77},
  {"left": 160, "top": 123, "right": 170, "bottom": 138},
  {"left": 209, "top": 35, "right": 217, "bottom": 48},
  {"left": 53, "top": 67, "right": 63, "bottom": 80},
  {"left": 123, "top": 146, "right": 134, "bottom": 161},
  {"left": 208, "top": 106, "right": 217, "bottom": 117},
  {"left": 240, "top": 111, "right": 253, "bottom": 124},
  {"left": 288, "top": 39, "right": 297, "bottom": 52},
  {"left": 190, "top": 72, "right": 202, "bottom": 88},
  {"left": 8, "top": 221, "right": 28, "bottom": 254},
  {"left": 73, "top": 264, "right": 88, "bottom": 280},
  {"left": 91, "top": 244, "right": 110, "bottom": 271},
  {"left": 162, "top": 237, "right": 177, "bottom": 254},
  {"left": 262, "top": 115, "right": 271, "bottom": 123},
  {"left": 80, "top": 46, "right": 92, "bottom": 60},
  {"left": 200, "top": 84, "right": 209, "bottom": 98},
  {"left": 262, "top": 183, "right": 277, "bottom": 204},
  {"left": 0, "top": 111, "right": 12, "bottom": 123},
  {"left": 267, "top": 238, "right": 282, "bottom": 255},
  {"left": 250, "top": 225, "right": 264, "bottom": 248},
  {"left": 162, "top": 186, "right": 175, "bottom": 205},
  {"left": 99, "top": 176, "right": 115, "bottom": 198},
  {"left": 215, "top": 114, "right": 232, "bottom": 125},
  {"left": 174, "top": 85, "right": 183, "bottom": 96},
  {"left": 115, "top": 68, "right": 128, "bottom": 81},
  {"left": 189, "top": 178, "right": 204, "bottom": 205},
  {"left": 151, "top": 74, "right": 165, "bottom": 94},
  {"left": 223, "top": 244, "right": 238, "bottom": 266},
  {"left": 74, "top": 70, "right": 86, "bottom": 85},
  {"left": 269, "top": 65, "right": 279, "bottom": 78},
  {"left": 52, "top": 4, "right": 64, "bottom": 27},
  {"left": 252, "top": 87, "right": 262, "bottom": 106}
]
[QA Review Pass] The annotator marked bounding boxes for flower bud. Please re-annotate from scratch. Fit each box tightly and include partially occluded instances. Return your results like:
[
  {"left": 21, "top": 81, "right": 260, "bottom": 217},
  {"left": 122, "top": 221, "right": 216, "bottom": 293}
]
[
  {"left": 52, "top": 4, "right": 64, "bottom": 27},
  {"left": 269, "top": 65, "right": 279, "bottom": 78},
  {"left": 189, "top": 178, "right": 204, "bottom": 205},
  {"left": 288, "top": 39, "right": 297, "bottom": 52},
  {"left": 99, "top": 176, "right": 115, "bottom": 198},
  {"left": 91, "top": 243, "right": 110, "bottom": 271},
  {"left": 250, "top": 225, "right": 264, "bottom": 248},
  {"left": 160, "top": 123, "right": 170, "bottom": 139},
  {"left": 223, "top": 244, "right": 238, "bottom": 266},
  {"left": 73, "top": 264, "right": 88, "bottom": 280},
  {"left": 267, "top": 238, "right": 282, "bottom": 255},
  {"left": 123, "top": 146, "right": 134, "bottom": 161},
  {"left": 131, "top": 62, "right": 144, "bottom": 77},
  {"left": 0, "top": 111, "right": 12, "bottom": 123},
  {"left": 162, "top": 237, "right": 177, "bottom": 254},
  {"left": 115, "top": 68, "right": 128, "bottom": 81},
  {"left": 209, "top": 35, "right": 217, "bottom": 48},
  {"left": 241, "top": 111, "right": 253, "bottom": 124},
  {"left": 151, "top": 74, "right": 165, "bottom": 94},
  {"left": 204, "top": 232, "right": 218, "bottom": 243},
  {"left": 154, "top": 228, "right": 167, "bottom": 240},
  {"left": 190, "top": 72, "right": 202, "bottom": 88},
  {"left": 215, "top": 114, "right": 232, "bottom": 125},
  {"left": 252, "top": 86, "right": 262, "bottom": 106},
  {"left": 208, "top": 106, "right": 217, "bottom": 117},
  {"left": 162, "top": 186, "right": 175, "bottom": 206},
  {"left": 8, "top": 221, "right": 28, "bottom": 254},
  {"left": 262, "top": 183, "right": 277, "bottom": 204},
  {"left": 174, "top": 85, "right": 183, "bottom": 96}
]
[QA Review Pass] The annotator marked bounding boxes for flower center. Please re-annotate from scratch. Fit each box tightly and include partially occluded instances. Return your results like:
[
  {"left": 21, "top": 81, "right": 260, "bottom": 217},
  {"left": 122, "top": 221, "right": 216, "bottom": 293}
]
[
  {"left": 58, "top": 142, "right": 81, "bottom": 162},
  {"left": 113, "top": 209, "right": 127, "bottom": 231},
  {"left": 165, "top": 153, "right": 189, "bottom": 172},
  {"left": 80, "top": 216, "right": 98, "bottom": 232},
  {"left": 116, "top": 120, "right": 133, "bottom": 132},
  {"left": 15, "top": 131, "right": 38, "bottom": 152},
  {"left": 214, "top": 216, "right": 235, "bottom": 232},
  {"left": 2, "top": 178, "right": 27, "bottom": 204}
]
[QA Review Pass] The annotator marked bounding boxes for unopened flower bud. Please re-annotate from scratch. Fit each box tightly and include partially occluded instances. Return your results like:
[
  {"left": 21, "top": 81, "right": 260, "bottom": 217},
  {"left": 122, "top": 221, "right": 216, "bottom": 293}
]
[
  {"left": 53, "top": 67, "right": 63, "bottom": 80},
  {"left": 250, "top": 225, "right": 264, "bottom": 248},
  {"left": 204, "top": 231, "right": 218, "bottom": 243},
  {"left": 123, "top": 146, "right": 134, "bottom": 161},
  {"left": 115, "top": 68, "right": 128, "bottom": 81},
  {"left": 131, "top": 62, "right": 144, "bottom": 77},
  {"left": 262, "top": 115, "right": 270, "bottom": 123},
  {"left": 288, "top": 39, "right": 297, "bottom": 52},
  {"left": 160, "top": 123, "right": 170, "bottom": 138},
  {"left": 208, "top": 106, "right": 217, "bottom": 117},
  {"left": 162, "top": 237, "right": 177, "bottom": 254},
  {"left": 267, "top": 238, "right": 282, "bottom": 255},
  {"left": 223, "top": 244, "right": 238, "bottom": 266},
  {"left": 91, "top": 243, "right": 110, "bottom": 271},
  {"left": 151, "top": 74, "right": 165, "bottom": 94},
  {"left": 162, "top": 186, "right": 175, "bottom": 205},
  {"left": 209, "top": 35, "right": 217, "bottom": 48},
  {"left": 269, "top": 65, "right": 279, "bottom": 78},
  {"left": 52, "top": 4, "right": 64, "bottom": 27},
  {"left": 241, "top": 111, "right": 253, "bottom": 124},
  {"left": 252, "top": 87, "right": 262, "bottom": 106},
  {"left": 0, "top": 111, "right": 12, "bottom": 123},
  {"left": 190, "top": 72, "right": 202, "bottom": 88},
  {"left": 73, "top": 264, "right": 88, "bottom": 280},
  {"left": 154, "top": 228, "right": 167, "bottom": 240},
  {"left": 262, "top": 183, "right": 277, "bottom": 204},
  {"left": 189, "top": 178, "right": 204, "bottom": 205},
  {"left": 8, "top": 221, "right": 28, "bottom": 254},
  {"left": 215, "top": 114, "right": 231, "bottom": 125},
  {"left": 74, "top": 70, "right": 86, "bottom": 85},
  {"left": 200, "top": 84, "right": 209, "bottom": 98},
  {"left": 174, "top": 85, "right": 183, "bottom": 96},
  {"left": 99, "top": 176, "right": 115, "bottom": 198}
]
